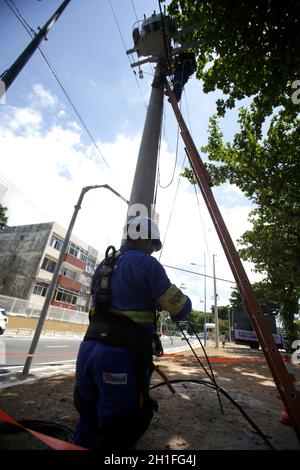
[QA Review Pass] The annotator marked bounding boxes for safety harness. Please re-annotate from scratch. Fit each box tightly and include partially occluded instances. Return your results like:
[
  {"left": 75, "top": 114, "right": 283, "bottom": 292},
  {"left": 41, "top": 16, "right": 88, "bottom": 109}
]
[{"left": 83, "top": 245, "right": 160, "bottom": 402}]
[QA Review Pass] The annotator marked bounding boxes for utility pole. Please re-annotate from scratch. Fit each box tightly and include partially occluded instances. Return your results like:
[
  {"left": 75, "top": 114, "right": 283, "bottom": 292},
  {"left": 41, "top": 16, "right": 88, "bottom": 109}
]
[
  {"left": 1, "top": 0, "right": 71, "bottom": 93},
  {"left": 213, "top": 254, "right": 219, "bottom": 348},
  {"left": 191, "top": 256, "right": 207, "bottom": 345},
  {"left": 21, "top": 184, "right": 128, "bottom": 377},
  {"left": 228, "top": 307, "right": 232, "bottom": 342},
  {"left": 125, "top": 11, "right": 183, "bottom": 219},
  {"left": 127, "top": 64, "right": 165, "bottom": 217},
  {"left": 204, "top": 252, "right": 207, "bottom": 345}
]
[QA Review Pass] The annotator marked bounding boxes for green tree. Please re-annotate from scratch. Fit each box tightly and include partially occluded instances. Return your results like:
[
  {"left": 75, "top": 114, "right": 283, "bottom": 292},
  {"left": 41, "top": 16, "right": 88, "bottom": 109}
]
[
  {"left": 181, "top": 310, "right": 205, "bottom": 334},
  {"left": 168, "top": 0, "right": 300, "bottom": 128},
  {"left": 214, "top": 305, "right": 230, "bottom": 320},
  {"left": 157, "top": 309, "right": 207, "bottom": 335},
  {"left": 229, "top": 282, "right": 280, "bottom": 316},
  {"left": 0, "top": 204, "right": 8, "bottom": 231},
  {"left": 201, "top": 111, "right": 300, "bottom": 340}
]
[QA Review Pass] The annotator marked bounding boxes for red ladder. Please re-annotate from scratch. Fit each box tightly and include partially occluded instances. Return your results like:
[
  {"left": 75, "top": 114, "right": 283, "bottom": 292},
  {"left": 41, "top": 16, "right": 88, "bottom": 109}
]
[{"left": 165, "top": 80, "right": 300, "bottom": 440}]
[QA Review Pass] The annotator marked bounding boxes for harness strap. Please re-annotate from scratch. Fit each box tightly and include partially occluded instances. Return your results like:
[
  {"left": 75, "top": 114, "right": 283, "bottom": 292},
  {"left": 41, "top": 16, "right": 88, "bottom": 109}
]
[{"left": 84, "top": 314, "right": 154, "bottom": 398}]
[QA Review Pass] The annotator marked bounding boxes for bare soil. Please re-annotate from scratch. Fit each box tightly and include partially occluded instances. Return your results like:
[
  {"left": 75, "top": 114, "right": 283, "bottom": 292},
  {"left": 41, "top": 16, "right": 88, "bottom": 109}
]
[{"left": 1, "top": 344, "right": 300, "bottom": 450}]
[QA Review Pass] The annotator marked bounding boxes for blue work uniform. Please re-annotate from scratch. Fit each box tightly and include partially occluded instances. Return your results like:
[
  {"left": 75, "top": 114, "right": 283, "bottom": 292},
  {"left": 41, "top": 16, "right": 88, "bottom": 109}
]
[{"left": 73, "top": 243, "right": 191, "bottom": 450}]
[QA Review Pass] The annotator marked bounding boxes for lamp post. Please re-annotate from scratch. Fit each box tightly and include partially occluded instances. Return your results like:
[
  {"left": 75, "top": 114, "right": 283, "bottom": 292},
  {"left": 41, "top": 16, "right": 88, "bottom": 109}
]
[
  {"left": 21, "top": 184, "right": 128, "bottom": 377},
  {"left": 213, "top": 254, "right": 219, "bottom": 348},
  {"left": 191, "top": 253, "right": 207, "bottom": 344}
]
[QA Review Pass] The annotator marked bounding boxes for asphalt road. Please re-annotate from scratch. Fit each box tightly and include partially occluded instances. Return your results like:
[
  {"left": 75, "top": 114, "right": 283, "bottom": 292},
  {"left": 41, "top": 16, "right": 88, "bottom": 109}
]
[
  {"left": 0, "top": 334, "right": 195, "bottom": 372},
  {"left": 0, "top": 336, "right": 81, "bottom": 369}
]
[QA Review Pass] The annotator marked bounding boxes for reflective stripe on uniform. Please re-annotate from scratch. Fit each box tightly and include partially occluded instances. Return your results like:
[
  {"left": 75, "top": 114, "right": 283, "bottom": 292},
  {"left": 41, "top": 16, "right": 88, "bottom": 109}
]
[
  {"left": 110, "top": 307, "right": 154, "bottom": 324},
  {"left": 157, "top": 284, "right": 188, "bottom": 317}
]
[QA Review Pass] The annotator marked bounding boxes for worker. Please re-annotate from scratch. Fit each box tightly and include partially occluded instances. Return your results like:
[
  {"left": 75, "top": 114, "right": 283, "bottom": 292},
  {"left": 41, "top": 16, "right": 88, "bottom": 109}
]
[
  {"left": 73, "top": 215, "right": 192, "bottom": 451},
  {"left": 172, "top": 52, "right": 196, "bottom": 102}
]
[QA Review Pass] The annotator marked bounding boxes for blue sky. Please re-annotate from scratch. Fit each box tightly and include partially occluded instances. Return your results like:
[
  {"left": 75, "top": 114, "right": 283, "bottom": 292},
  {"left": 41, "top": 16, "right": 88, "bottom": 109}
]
[{"left": 0, "top": 0, "right": 260, "bottom": 310}]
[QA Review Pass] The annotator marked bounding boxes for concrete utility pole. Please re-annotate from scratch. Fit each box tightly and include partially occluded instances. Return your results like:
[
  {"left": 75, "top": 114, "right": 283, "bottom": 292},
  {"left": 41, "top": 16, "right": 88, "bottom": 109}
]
[
  {"left": 213, "top": 254, "right": 219, "bottom": 348},
  {"left": 1, "top": 0, "right": 71, "bottom": 93},
  {"left": 125, "top": 11, "right": 180, "bottom": 219},
  {"left": 127, "top": 64, "right": 165, "bottom": 217},
  {"left": 21, "top": 184, "right": 128, "bottom": 377}
]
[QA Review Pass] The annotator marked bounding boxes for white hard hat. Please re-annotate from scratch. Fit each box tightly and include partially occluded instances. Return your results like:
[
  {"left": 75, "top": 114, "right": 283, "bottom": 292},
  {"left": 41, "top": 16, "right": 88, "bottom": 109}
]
[{"left": 126, "top": 215, "right": 162, "bottom": 251}]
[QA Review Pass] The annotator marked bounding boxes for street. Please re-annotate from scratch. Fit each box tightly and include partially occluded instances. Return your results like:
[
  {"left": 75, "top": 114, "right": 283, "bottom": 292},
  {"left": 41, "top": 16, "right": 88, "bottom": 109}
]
[
  {"left": 0, "top": 335, "right": 81, "bottom": 369},
  {"left": 0, "top": 334, "right": 196, "bottom": 372}
]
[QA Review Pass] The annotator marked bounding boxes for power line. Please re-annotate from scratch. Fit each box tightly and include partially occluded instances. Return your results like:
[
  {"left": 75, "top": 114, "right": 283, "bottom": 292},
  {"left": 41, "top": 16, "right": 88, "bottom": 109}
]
[
  {"left": 183, "top": 88, "right": 212, "bottom": 266},
  {"left": 130, "top": 0, "right": 139, "bottom": 23},
  {"left": 162, "top": 263, "right": 236, "bottom": 285},
  {"left": 158, "top": 103, "right": 181, "bottom": 189},
  {"left": 108, "top": 0, "right": 148, "bottom": 108},
  {"left": 158, "top": 149, "right": 187, "bottom": 261},
  {"left": 4, "top": 0, "right": 123, "bottom": 190},
  {"left": 6, "top": 0, "right": 36, "bottom": 34},
  {"left": 193, "top": 184, "right": 212, "bottom": 265}
]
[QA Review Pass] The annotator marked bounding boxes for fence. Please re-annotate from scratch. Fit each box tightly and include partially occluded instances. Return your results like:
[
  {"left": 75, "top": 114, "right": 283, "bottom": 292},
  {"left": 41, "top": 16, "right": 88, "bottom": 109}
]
[{"left": 0, "top": 294, "right": 89, "bottom": 325}]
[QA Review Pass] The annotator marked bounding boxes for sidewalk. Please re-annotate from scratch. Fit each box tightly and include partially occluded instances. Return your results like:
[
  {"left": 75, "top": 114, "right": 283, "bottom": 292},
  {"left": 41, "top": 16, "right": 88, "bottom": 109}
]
[{"left": 4, "top": 327, "right": 83, "bottom": 338}]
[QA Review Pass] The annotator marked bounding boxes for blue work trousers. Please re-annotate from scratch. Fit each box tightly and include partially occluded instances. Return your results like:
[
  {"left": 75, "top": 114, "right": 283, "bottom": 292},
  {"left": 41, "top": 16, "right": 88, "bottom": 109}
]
[{"left": 73, "top": 340, "right": 142, "bottom": 450}]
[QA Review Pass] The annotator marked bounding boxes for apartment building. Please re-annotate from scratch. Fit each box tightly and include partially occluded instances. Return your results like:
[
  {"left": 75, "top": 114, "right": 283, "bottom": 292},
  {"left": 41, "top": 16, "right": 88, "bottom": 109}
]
[{"left": 0, "top": 222, "right": 103, "bottom": 312}]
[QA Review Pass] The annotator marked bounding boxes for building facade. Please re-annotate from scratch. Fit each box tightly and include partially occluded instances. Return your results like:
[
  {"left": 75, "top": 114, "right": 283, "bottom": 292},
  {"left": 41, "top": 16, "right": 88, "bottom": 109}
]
[{"left": 0, "top": 222, "right": 103, "bottom": 312}]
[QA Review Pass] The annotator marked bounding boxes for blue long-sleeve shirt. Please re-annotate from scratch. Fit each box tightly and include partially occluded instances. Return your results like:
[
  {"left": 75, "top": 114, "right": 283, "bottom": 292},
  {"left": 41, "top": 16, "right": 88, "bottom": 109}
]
[{"left": 92, "top": 244, "right": 191, "bottom": 331}]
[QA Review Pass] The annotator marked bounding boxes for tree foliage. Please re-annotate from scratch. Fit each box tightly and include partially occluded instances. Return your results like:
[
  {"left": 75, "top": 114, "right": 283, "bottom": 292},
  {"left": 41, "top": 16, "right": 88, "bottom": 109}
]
[
  {"left": 169, "top": 0, "right": 300, "bottom": 127},
  {"left": 0, "top": 205, "right": 8, "bottom": 231},
  {"left": 202, "top": 109, "right": 300, "bottom": 339},
  {"left": 229, "top": 282, "right": 280, "bottom": 315}
]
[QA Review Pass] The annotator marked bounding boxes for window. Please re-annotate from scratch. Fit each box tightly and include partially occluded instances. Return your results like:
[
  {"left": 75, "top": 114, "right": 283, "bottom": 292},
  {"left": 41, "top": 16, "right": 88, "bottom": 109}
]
[
  {"left": 41, "top": 257, "right": 57, "bottom": 273},
  {"left": 68, "top": 242, "right": 87, "bottom": 263},
  {"left": 49, "top": 234, "right": 63, "bottom": 251},
  {"left": 33, "top": 282, "right": 48, "bottom": 297},
  {"left": 68, "top": 242, "right": 79, "bottom": 258},
  {"left": 86, "top": 255, "right": 96, "bottom": 274},
  {"left": 61, "top": 267, "right": 78, "bottom": 281},
  {"left": 55, "top": 287, "right": 78, "bottom": 305}
]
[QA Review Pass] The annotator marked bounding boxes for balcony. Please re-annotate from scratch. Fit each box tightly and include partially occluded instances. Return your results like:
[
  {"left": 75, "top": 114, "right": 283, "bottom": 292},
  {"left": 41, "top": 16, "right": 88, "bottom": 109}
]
[
  {"left": 64, "top": 253, "right": 85, "bottom": 270},
  {"left": 58, "top": 275, "right": 82, "bottom": 292},
  {"left": 51, "top": 300, "right": 76, "bottom": 310}
]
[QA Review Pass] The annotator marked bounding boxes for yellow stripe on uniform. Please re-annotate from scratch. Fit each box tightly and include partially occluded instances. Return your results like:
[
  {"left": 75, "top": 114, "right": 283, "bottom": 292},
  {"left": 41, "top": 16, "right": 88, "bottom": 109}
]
[
  {"left": 158, "top": 284, "right": 188, "bottom": 317},
  {"left": 110, "top": 308, "right": 154, "bottom": 324}
]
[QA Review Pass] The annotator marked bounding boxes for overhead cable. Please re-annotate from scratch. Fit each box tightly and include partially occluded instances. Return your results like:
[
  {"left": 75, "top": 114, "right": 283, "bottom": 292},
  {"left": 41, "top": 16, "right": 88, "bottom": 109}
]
[
  {"left": 108, "top": 0, "right": 148, "bottom": 108},
  {"left": 4, "top": 0, "right": 122, "bottom": 190}
]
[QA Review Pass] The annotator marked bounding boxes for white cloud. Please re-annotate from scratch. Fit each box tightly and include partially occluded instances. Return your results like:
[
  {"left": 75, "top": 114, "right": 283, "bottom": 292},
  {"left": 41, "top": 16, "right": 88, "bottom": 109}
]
[
  {"left": 31, "top": 83, "right": 58, "bottom": 108},
  {"left": 68, "top": 121, "right": 81, "bottom": 132},
  {"left": 10, "top": 107, "right": 42, "bottom": 130}
]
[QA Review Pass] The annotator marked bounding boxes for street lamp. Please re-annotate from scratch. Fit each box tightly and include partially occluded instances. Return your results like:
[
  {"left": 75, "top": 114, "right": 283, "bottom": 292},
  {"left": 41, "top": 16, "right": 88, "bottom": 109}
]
[
  {"left": 191, "top": 253, "right": 207, "bottom": 345},
  {"left": 21, "top": 184, "right": 128, "bottom": 377},
  {"left": 213, "top": 254, "right": 219, "bottom": 348}
]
